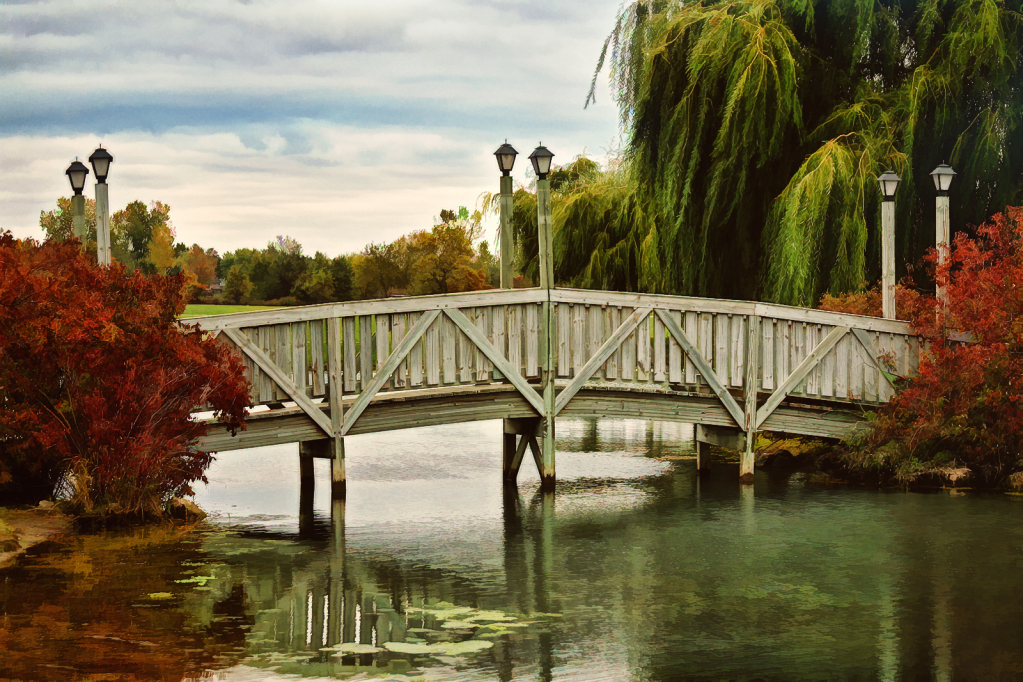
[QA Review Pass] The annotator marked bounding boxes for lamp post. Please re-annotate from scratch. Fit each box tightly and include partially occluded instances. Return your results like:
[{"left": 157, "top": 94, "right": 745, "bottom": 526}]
[
  {"left": 65, "top": 160, "right": 90, "bottom": 245},
  {"left": 89, "top": 146, "right": 113, "bottom": 265},
  {"left": 494, "top": 141, "right": 518, "bottom": 288},
  {"left": 931, "top": 163, "right": 956, "bottom": 308},
  {"left": 529, "top": 144, "right": 554, "bottom": 289},
  {"left": 529, "top": 143, "right": 555, "bottom": 489},
  {"left": 877, "top": 169, "right": 901, "bottom": 320}
]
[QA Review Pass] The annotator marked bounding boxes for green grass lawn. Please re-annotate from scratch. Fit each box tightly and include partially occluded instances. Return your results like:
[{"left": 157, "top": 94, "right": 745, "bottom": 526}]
[{"left": 182, "top": 304, "right": 278, "bottom": 317}]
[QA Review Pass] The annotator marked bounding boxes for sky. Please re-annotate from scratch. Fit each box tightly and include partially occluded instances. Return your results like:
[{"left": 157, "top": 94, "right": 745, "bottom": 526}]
[{"left": 0, "top": 0, "right": 626, "bottom": 257}]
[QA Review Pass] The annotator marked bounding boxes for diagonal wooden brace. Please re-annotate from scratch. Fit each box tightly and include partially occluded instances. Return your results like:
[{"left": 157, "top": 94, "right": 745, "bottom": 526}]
[
  {"left": 554, "top": 307, "right": 653, "bottom": 415},
  {"left": 222, "top": 327, "right": 333, "bottom": 438},
  {"left": 342, "top": 309, "right": 441, "bottom": 435},
  {"left": 443, "top": 307, "right": 545, "bottom": 415},
  {"left": 755, "top": 325, "right": 849, "bottom": 429},
  {"left": 655, "top": 308, "right": 745, "bottom": 428}
]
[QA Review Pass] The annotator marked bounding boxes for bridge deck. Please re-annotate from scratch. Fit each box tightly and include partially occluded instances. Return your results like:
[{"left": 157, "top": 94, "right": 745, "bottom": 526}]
[{"left": 185, "top": 288, "right": 917, "bottom": 484}]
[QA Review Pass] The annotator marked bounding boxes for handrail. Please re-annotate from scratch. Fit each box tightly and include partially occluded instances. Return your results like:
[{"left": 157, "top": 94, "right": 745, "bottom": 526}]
[{"left": 183, "top": 287, "right": 914, "bottom": 335}]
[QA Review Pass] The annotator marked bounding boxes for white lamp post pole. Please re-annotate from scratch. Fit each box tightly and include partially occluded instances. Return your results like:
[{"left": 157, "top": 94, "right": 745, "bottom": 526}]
[
  {"left": 877, "top": 170, "right": 901, "bottom": 320},
  {"left": 90, "top": 147, "right": 113, "bottom": 265},
  {"left": 494, "top": 142, "right": 518, "bottom": 288},
  {"left": 931, "top": 164, "right": 956, "bottom": 308},
  {"left": 529, "top": 144, "right": 555, "bottom": 489}
]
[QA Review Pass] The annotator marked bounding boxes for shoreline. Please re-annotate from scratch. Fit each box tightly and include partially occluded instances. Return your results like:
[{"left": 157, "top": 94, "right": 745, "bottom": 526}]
[{"left": 0, "top": 506, "right": 73, "bottom": 571}]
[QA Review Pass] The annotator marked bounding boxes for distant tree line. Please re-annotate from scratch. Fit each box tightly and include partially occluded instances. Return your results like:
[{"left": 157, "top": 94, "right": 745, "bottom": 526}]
[{"left": 41, "top": 200, "right": 500, "bottom": 305}]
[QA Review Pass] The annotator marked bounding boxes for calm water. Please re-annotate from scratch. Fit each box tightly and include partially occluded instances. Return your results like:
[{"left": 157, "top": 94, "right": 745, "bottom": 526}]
[{"left": 3, "top": 418, "right": 1023, "bottom": 680}]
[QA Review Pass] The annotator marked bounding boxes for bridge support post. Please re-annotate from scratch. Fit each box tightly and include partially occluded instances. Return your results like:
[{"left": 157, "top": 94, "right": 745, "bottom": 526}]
[
  {"left": 504, "top": 417, "right": 541, "bottom": 484},
  {"left": 539, "top": 300, "right": 556, "bottom": 490},
  {"left": 741, "top": 315, "right": 761, "bottom": 483},
  {"left": 326, "top": 317, "right": 346, "bottom": 498}
]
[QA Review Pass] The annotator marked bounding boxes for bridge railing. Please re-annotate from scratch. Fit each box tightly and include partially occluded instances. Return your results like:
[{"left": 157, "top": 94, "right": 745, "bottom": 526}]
[{"left": 184, "top": 288, "right": 919, "bottom": 434}]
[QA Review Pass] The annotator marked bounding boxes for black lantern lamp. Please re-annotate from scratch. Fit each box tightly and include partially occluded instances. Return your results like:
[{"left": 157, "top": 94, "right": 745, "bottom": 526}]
[
  {"left": 877, "top": 170, "right": 901, "bottom": 202},
  {"left": 494, "top": 141, "right": 518, "bottom": 176},
  {"left": 65, "top": 159, "right": 90, "bottom": 196},
  {"left": 930, "top": 163, "right": 956, "bottom": 196},
  {"left": 528, "top": 144, "right": 554, "bottom": 180},
  {"left": 89, "top": 146, "right": 113, "bottom": 183}
]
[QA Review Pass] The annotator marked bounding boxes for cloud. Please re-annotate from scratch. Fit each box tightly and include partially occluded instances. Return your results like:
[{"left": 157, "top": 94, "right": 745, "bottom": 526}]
[{"left": 0, "top": 0, "right": 625, "bottom": 257}]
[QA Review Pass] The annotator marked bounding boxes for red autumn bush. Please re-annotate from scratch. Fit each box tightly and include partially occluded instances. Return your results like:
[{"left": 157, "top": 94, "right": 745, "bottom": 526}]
[
  {"left": 822, "top": 207, "right": 1023, "bottom": 487},
  {"left": 0, "top": 232, "right": 250, "bottom": 515}
]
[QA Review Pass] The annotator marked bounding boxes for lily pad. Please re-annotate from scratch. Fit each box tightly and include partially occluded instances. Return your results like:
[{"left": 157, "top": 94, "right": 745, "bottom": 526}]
[
  {"left": 324, "top": 643, "right": 382, "bottom": 654},
  {"left": 435, "top": 640, "right": 494, "bottom": 655},
  {"left": 384, "top": 642, "right": 434, "bottom": 655},
  {"left": 440, "top": 620, "right": 476, "bottom": 629},
  {"left": 145, "top": 592, "right": 175, "bottom": 600}
]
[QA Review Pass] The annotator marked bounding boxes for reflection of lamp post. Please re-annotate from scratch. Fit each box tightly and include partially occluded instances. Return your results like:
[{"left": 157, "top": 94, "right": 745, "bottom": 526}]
[
  {"left": 494, "top": 141, "right": 518, "bottom": 288},
  {"left": 931, "top": 163, "right": 956, "bottom": 308},
  {"left": 529, "top": 144, "right": 554, "bottom": 289},
  {"left": 65, "top": 159, "right": 90, "bottom": 244},
  {"left": 89, "top": 146, "right": 113, "bottom": 265},
  {"left": 528, "top": 143, "right": 556, "bottom": 489},
  {"left": 877, "top": 169, "right": 901, "bottom": 320}
]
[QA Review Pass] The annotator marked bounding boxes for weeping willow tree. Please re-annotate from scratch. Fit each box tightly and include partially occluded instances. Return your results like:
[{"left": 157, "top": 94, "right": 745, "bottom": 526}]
[{"left": 562, "top": 0, "right": 1023, "bottom": 305}]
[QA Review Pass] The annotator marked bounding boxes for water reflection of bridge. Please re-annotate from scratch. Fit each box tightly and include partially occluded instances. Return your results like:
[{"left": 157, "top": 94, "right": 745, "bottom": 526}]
[
  {"left": 188, "top": 464, "right": 983, "bottom": 681},
  {"left": 186, "top": 288, "right": 919, "bottom": 493}
]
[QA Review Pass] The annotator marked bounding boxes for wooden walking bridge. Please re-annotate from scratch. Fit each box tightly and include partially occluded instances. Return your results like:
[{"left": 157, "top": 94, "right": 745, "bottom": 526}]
[{"left": 185, "top": 288, "right": 919, "bottom": 495}]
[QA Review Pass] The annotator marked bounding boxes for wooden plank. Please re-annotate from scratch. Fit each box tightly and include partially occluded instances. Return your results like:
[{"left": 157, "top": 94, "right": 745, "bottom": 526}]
[
  {"left": 391, "top": 314, "right": 407, "bottom": 388},
  {"left": 507, "top": 305, "right": 522, "bottom": 377},
  {"left": 442, "top": 315, "right": 457, "bottom": 384},
  {"left": 426, "top": 315, "right": 440, "bottom": 386},
  {"left": 655, "top": 309, "right": 745, "bottom": 428},
  {"left": 606, "top": 307, "right": 620, "bottom": 379},
  {"left": 821, "top": 326, "right": 835, "bottom": 398},
  {"left": 589, "top": 305, "right": 603, "bottom": 380},
  {"left": 636, "top": 312, "right": 650, "bottom": 381},
  {"left": 474, "top": 308, "right": 490, "bottom": 381},
  {"left": 223, "top": 328, "right": 332, "bottom": 437},
  {"left": 698, "top": 313, "right": 713, "bottom": 385},
  {"left": 878, "top": 333, "right": 894, "bottom": 402},
  {"left": 791, "top": 323, "right": 806, "bottom": 395},
  {"left": 850, "top": 327, "right": 898, "bottom": 392},
  {"left": 806, "top": 324, "right": 820, "bottom": 395},
  {"left": 685, "top": 311, "right": 698, "bottom": 383},
  {"left": 714, "top": 314, "right": 729, "bottom": 387},
  {"left": 654, "top": 314, "right": 666, "bottom": 383},
  {"left": 409, "top": 312, "right": 424, "bottom": 387},
  {"left": 376, "top": 315, "right": 391, "bottom": 389},
  {"left": 778, "top": 320, "right": 791, "bottom": 388},
  {"left": 493, "top": 305, "right": 506, "bottom": 363},
  {"left": 245, "top": 328, "right": 261, "bottom": 403},
  {"left": 729, "top": 315, "right": 744, "bottom": 388},
  {"left": 343, "top": 318, "right": 357, "bottom": 393},
  {"left": 360, "top": 316, "right": 373, "bottom": 392},
  {"left": 762, "top": 319, "right": 775, "bottom": 391},
  {"left": 292, "top": 322, "right": 307, "bottom": 396},
  {"left": 668, "top": 310, "right": 682, "bottom": 383},
  {"left": 275, "top": 324, "right": 289, "bottom": 401},
  {"left": 459, "top": 314, "right": 473, "bottom": 383},
  {"left": 258, "top": 326, "right": 273, "bottom": 402},
  {"left": 443, "top": 308, "right": 544, "bottom": 414},
  {"left": 755, "top": 326, "right": 850, "bottom": 429},
  {"left": 184, "top": 288, "right": 547, "bottom": 329},
  {"left": 310, "top": 321, "right": 325, "bottom": 397},
  {"left": 326, "top": 318, "right": 344, "bottom": 447},
  {"left": 554, "top": 307, "right": 653, "bottom": 414},
  {"left": 836, "top": 334, "right": 850, "bottom": 399},
  {"left": 571, "top": 304, "right": 586, "bottom": 377},
  {"left": 342, "top": 310, "right": 441, "bottom": 434},
  {"left": 526, "top": 303, "right": 539, "bottom": 378},
  {"left": 557, "top": 303, "right": 570, "bottom": 376},
  {"left": 621, "top": 307, "right": 636, "bottom": 381}
]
